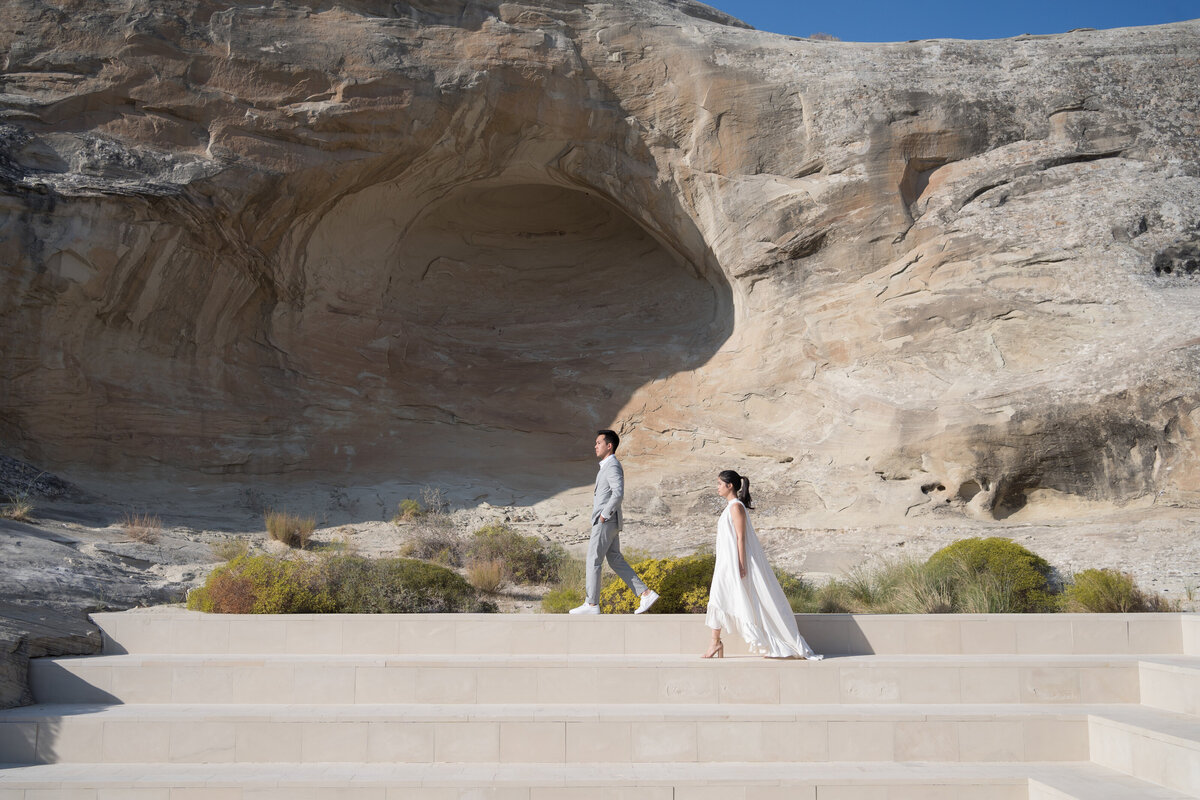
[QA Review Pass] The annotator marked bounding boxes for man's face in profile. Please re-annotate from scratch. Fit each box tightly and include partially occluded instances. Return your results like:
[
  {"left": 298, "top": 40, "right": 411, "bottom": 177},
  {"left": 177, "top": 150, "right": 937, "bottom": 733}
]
[{"left": 595, "top": 435, "right": 613, "bottom": 460}]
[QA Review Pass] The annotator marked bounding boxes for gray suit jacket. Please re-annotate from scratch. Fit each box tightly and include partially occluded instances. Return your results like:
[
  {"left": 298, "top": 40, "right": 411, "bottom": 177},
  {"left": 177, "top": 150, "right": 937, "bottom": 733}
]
[{"left": 592, "top": 455, "right": 624, "bottom": 530}]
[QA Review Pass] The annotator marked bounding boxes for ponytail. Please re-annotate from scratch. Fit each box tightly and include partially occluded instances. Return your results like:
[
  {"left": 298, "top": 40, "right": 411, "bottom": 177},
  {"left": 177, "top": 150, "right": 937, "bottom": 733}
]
[{"left": 718, "top": 469, "right": 754, "bottom": 509}]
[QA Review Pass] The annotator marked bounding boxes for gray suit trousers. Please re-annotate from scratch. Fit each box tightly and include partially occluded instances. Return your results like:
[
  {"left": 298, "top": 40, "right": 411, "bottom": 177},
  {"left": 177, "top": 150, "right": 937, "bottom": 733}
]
[{"left": 585, "top": 517, "right": 647, "bottom": 605}]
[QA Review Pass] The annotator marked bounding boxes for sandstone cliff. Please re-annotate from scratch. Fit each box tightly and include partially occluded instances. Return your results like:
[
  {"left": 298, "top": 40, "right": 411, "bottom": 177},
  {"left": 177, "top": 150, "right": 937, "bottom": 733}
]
[{"left": 2, "top": 0, "right": 1199, "bottom": 521}]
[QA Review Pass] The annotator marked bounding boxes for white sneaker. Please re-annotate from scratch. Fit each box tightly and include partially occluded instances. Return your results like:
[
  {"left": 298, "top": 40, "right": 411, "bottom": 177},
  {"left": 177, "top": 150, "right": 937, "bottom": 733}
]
[
  {"left": 634, "top": 590, "right": 659, "bottom": 615},
  {"left": 569, "top": 603, "right": 600, "bottom": 615}
]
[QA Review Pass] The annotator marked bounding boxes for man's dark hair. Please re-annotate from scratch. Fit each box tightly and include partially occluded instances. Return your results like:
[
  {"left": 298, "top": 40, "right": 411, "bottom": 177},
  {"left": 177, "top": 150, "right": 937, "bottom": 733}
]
[{"left": 597, "top": 429, "right": 620, "bottom": 453}]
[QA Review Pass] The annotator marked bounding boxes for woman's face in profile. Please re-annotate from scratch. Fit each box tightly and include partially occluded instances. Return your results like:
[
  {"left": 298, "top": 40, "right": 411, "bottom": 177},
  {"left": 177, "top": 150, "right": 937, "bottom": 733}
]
[{"left": 717, "top": 479, "right": 734, "bottom": 499}]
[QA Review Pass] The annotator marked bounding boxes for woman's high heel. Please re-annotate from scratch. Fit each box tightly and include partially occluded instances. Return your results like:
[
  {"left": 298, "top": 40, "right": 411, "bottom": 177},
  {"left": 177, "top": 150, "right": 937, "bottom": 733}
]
[{"left": 702, "top": 640, "right": 724, "bottom": 659}]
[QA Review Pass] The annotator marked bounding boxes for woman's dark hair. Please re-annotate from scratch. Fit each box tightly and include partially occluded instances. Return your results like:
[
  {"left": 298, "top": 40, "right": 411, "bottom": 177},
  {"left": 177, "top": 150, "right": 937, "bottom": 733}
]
[{"left": 718, "top": 469, "right": 753, "bottom": 509}]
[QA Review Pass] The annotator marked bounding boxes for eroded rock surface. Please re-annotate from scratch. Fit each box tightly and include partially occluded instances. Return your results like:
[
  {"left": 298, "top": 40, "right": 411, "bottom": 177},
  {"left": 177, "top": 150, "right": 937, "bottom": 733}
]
[
  {"left": 1, "top": 1, "right": 1199, "bottom": 522},
  {"left": 0, "top": 455, "right": 202, "bottom": 707},
  {"left": 0, "top": 600, "right": 101, "bottom": 709}
]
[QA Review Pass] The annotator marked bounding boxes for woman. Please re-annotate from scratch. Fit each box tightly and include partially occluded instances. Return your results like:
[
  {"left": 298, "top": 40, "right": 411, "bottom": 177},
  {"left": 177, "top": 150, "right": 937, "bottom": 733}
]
[{"left": 703, "top": 470, "right": 822, "bottom": 660}]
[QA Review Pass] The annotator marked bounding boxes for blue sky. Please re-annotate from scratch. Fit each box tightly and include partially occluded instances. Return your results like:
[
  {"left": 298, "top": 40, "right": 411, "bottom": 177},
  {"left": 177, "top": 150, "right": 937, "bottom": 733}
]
[{"left": 706, "top": 0, "right": 1197, "bottom": 42}]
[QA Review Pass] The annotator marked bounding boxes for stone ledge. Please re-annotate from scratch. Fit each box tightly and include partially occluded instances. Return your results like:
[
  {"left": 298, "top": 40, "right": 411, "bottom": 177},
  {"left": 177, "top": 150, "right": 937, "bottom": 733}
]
[{"left": 90, "top": 610, "right": 1192, "bottom": 657}]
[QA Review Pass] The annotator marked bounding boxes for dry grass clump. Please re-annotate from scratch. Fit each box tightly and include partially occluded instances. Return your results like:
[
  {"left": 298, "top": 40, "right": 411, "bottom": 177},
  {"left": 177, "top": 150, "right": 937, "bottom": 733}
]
[
  {"left": 265, "top": 510, "right": 316, "bottom": 549},
  {"left": 0, "top": 496, "right": 34, "bottom": 521},
  {"left": 466, "top": 558, "right": 508, "bottom": 593},
  {"left": 122, "top": 513, "right": 162, "bottom": 544}
]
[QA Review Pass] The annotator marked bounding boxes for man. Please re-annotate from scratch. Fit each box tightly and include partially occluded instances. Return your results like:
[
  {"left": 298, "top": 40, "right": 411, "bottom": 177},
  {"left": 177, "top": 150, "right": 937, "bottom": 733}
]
[{"left": 570, "top": 429, "right": 659, "bottom": 615}]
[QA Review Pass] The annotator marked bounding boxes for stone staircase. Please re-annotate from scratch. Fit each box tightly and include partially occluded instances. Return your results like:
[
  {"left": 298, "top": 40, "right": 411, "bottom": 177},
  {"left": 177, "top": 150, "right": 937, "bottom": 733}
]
[{"left": 0, "top": 610, "right": 1197, "bottom": 798}]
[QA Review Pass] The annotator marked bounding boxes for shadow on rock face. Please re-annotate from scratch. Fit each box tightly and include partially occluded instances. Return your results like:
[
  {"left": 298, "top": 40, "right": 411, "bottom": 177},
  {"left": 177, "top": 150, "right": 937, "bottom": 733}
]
[
  {"left": 1, "top": 173, "right": 733, "bottom": 499},
  {"left": 265, "top": 178, "right": 734, "bottom": 492}
]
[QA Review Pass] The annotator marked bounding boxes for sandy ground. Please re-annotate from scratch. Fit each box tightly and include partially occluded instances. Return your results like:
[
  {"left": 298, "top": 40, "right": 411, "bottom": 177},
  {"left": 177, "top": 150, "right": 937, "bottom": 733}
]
[{"left": 10, "top": 474, "right": 1198, "bottom": 614}]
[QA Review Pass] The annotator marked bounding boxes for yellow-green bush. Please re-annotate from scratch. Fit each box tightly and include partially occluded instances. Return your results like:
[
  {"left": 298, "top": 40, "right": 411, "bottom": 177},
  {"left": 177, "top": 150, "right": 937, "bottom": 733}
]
[
  {"left": 926, "top": 537, "right": 1058, "bottom": 613},
  {"left": 188, "top": 554, "right": 333, "bottom": 614},
  {"left": 188, "top": 553, "right": 496, "bottom": 614},
  {"left": 466, "top": 523, "right": 565, "bottom": 584},
  {"left": 1061, "top": 568, "right": 1176, "bottom": 613},
  {"left": 598, "top": 554, "right": 715, "bottom": 614}
]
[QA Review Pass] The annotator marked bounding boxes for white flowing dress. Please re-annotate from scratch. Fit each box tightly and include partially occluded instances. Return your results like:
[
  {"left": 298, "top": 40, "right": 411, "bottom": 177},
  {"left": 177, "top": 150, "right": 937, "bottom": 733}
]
[{"left": 706, "top": 499, "right": 822, "bottom": 659}]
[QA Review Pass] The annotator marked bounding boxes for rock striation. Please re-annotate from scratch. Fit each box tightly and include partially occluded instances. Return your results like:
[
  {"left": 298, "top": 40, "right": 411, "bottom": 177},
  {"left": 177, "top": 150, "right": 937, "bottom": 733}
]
[{"left": 1, "top": 0, "right": 1199, "bottom": 520}]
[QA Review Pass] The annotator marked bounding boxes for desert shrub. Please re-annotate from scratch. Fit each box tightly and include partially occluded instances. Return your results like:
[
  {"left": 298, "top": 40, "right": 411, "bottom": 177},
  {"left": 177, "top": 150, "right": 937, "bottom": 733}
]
[
  {"left": 542, "top": 586, "right": 585, "bottom": 613},
  {"left": 399, "top": 519, "right": 462, "bottom": 565},
  {"left": 189, "top": 554, "right": 495, "bottom": 614},
  {"left": 196, "top": 568, "right": 256, "bottom": 614},
  {"left": 187, "top": 554, "right": 333, "bottom": 614},
  {"left": 210, "top": 538, "right": 250, "bottom": 562},
  {"left": 420, "top": 486, "right": 449, "bottom": 513},
  {"left": 466, "top": 558, "right": 508, "bottom": 593},
  {"left": 598, "top": 554, "right": 715, "bottom": 614},
  {"left": 678, "top": 586, "right": 710, "bottom": 613},
  {"left": 926, "top": 537, "right": 1058, "bottom": 613},
  {"left": 398, "top": 490, "right": 462, "bottom": 565},
  {"left": 320, "top": 555, "right": 495, "bottom": 613},
  {"left": 1061, "top": 569, "right": 1177, "bottom": 613},
  {"left": 265, "top": 511, "right": 316, "bottom": 549},
  {"left": 803, "top": 553, "right": 1057, "bottom": 615},
  {"left": 123, "top": 513, "right": 162, "bottom": 544},
  {"left": 466, "top": 523, "right": 565, "bottom": 584}
]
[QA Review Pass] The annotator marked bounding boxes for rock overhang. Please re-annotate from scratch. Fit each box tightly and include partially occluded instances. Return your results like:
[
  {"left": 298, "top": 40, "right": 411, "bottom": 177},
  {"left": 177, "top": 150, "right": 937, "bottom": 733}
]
[{"left": 1, "top": 1, "right": 1199, "bottom": 518}]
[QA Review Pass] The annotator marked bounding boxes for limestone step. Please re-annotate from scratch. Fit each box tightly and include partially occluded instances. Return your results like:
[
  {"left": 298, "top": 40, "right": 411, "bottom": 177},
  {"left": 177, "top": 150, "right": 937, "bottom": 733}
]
[
  {"left": 0, "top": 760, "right": 1184, "bottom": 799},
  {"left": 1140, "top": 658, "right": 1200, "bottom": 716},
  {"left": 91, "top": 610, "right": 1188, "bottom": 657},
  {"left": 28, "top": 652, "right": 1142, "bottom": 706},
  {"left": 1029, "top": 761, "right": 1196, "bottom": 799},
  {"left": 0, "top": 702, "right": 1104, "bottom": 764},
  {"left": 1088, "top": 705, "right": 1200, "bottom": 796}
]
